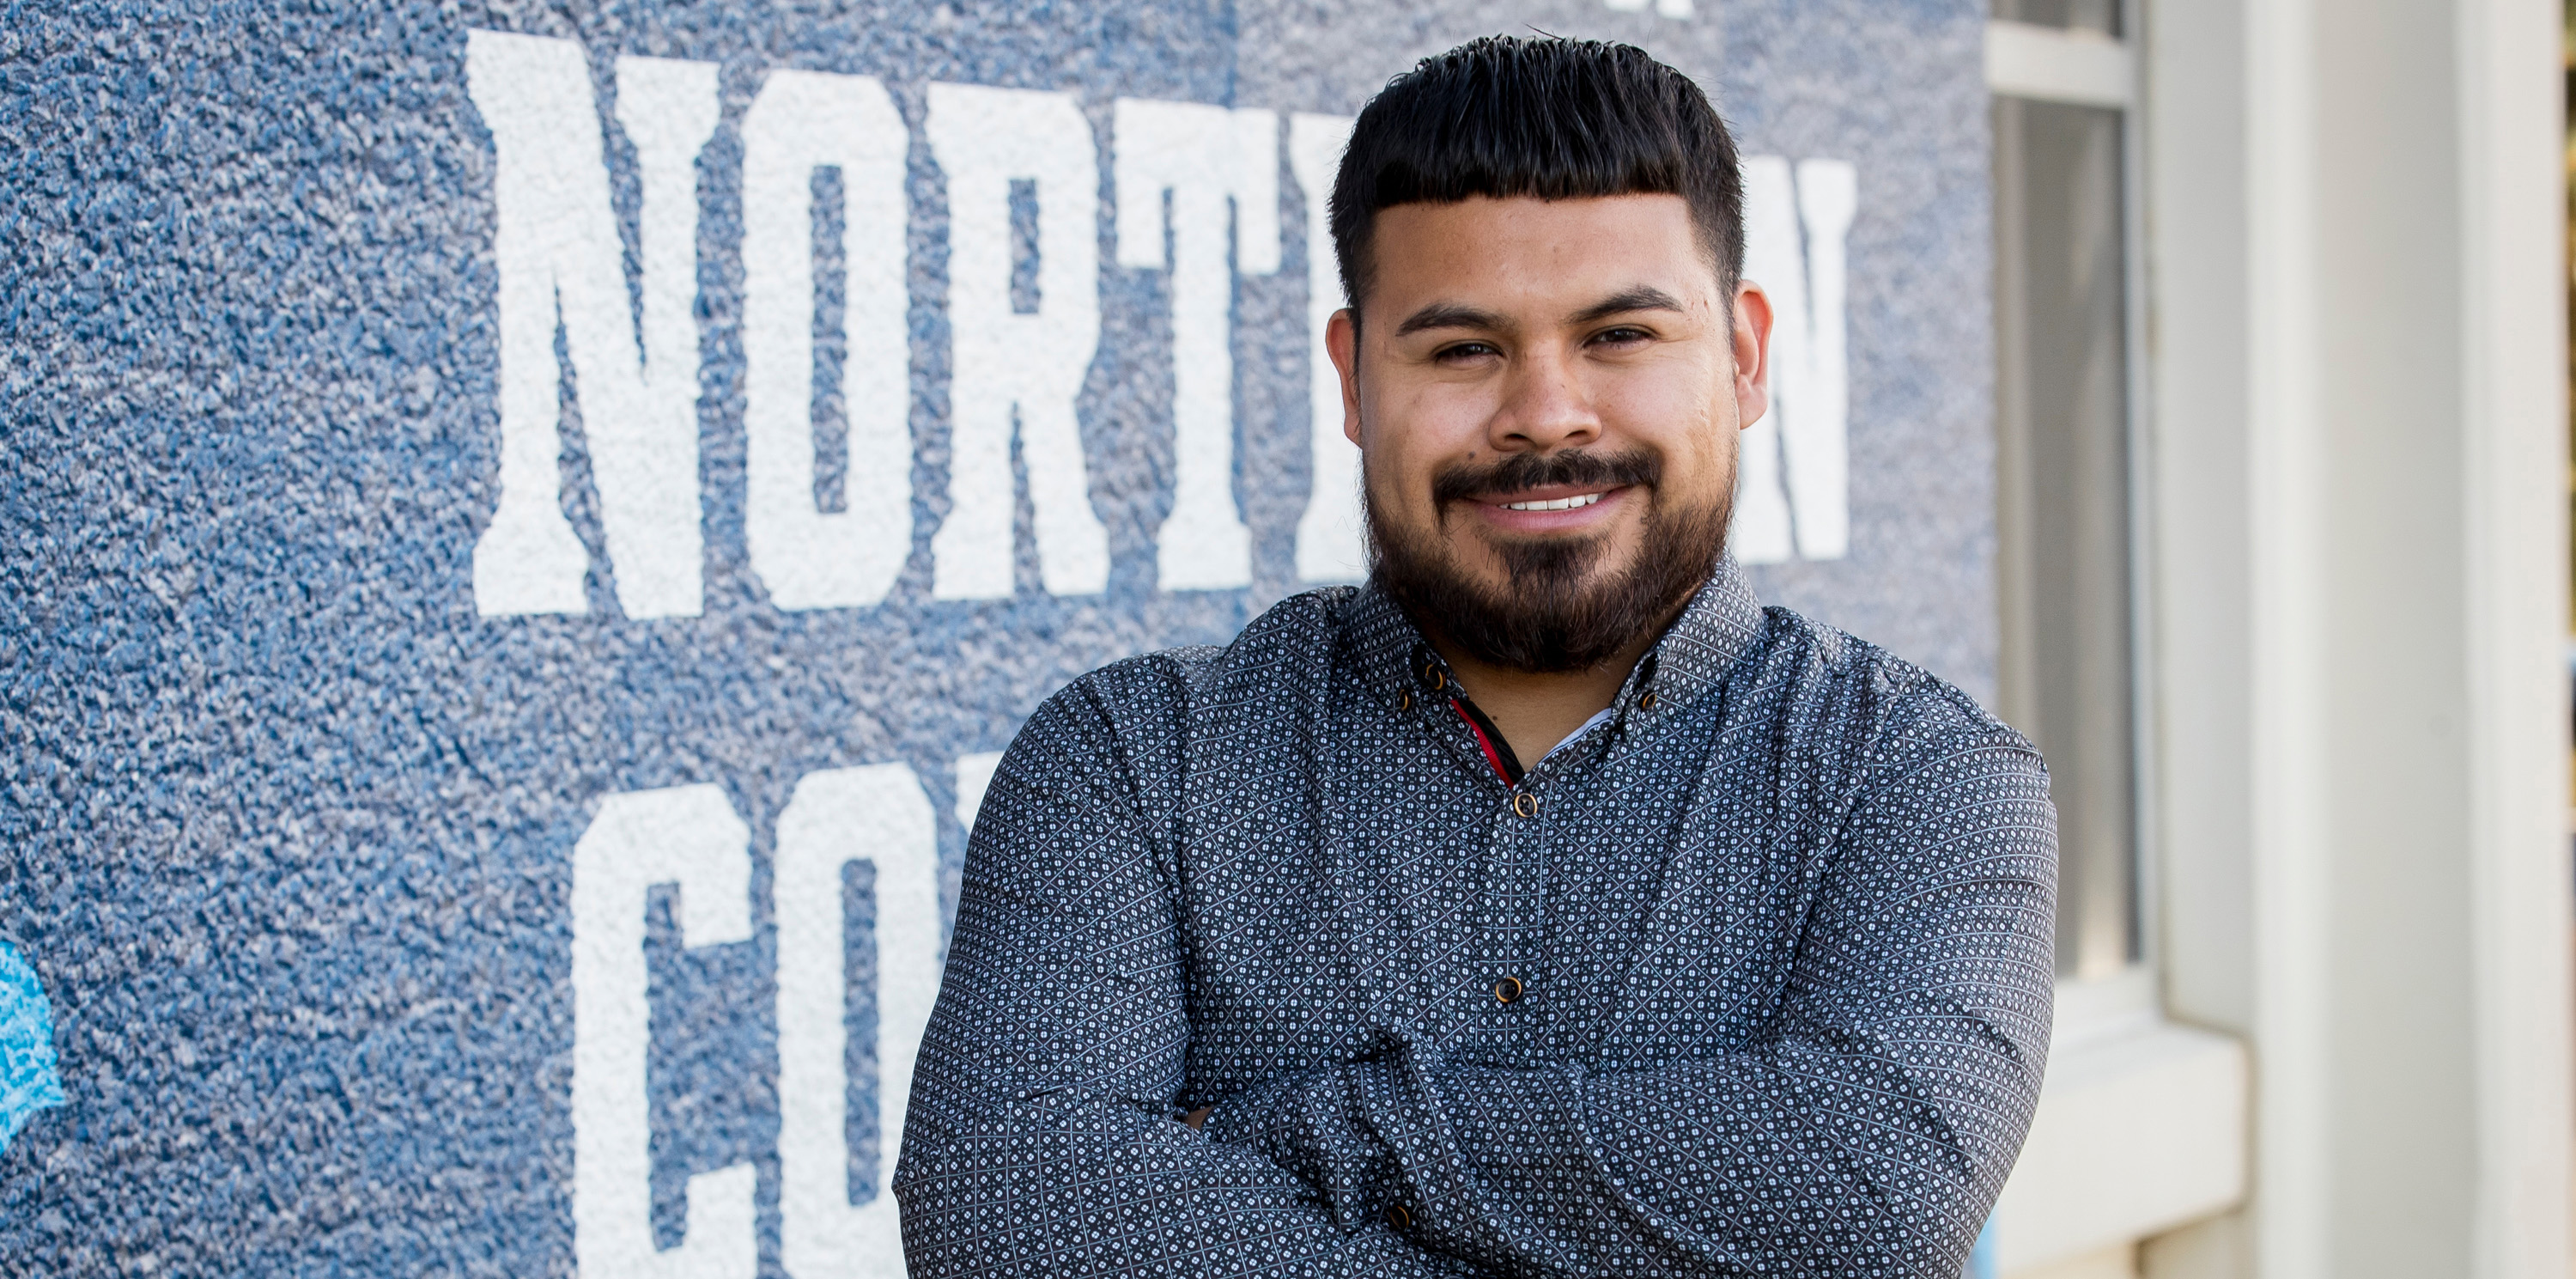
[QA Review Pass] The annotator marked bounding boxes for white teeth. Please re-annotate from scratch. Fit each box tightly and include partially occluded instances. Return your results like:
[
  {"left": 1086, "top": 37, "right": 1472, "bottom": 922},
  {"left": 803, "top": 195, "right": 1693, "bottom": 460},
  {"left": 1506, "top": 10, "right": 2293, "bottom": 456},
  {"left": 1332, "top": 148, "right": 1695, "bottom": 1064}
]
[{"left": 1500, "top": 492, "right": 1605, "bottom": 512}]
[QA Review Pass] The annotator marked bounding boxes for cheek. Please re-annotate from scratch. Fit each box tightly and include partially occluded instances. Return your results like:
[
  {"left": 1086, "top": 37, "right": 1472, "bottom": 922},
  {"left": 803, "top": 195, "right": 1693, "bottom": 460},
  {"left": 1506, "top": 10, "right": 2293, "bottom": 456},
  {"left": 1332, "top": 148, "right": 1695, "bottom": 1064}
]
[
  {"left": 1360, "top": 387, "right": 1497, "bottom": 496},
  {"left": 1685, "top": 426, "right": 1738, "bottom": 503},
  {"left": 1598, "top": 369, "right": 1733, "bottom": 484},
  {"left": 1358, "top": 429, "right": 1442, "bottom": 527},
  {"left": 1601, "top": 347, "right": 1729, "bottom": 421},
  {"left": 1705, "top": 424, "right": 1739, "bottom": 502},
  {"left": 1381, "top": 380, "right": 1500, "bottom": 454}
]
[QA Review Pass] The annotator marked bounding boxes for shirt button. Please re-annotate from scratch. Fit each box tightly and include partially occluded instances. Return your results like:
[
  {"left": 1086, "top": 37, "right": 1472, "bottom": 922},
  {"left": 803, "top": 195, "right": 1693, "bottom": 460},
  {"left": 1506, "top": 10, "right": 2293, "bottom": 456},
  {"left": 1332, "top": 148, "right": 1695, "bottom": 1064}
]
[
  {"left": 1512, "top": 791, "right": 1538, "bottom": 819},
  {"left": 1492, "top": 975, "right": 1524, "bottom": 1004},
  {"left": 1638, "top": 691, "right": 1658, "bottom": 710},
  {"left": 1387, "top": 1202, "right": 1413, "bottom": 1230},
  {"left": 1394, "top": 689, "right": 1413, "bottom": 712}
]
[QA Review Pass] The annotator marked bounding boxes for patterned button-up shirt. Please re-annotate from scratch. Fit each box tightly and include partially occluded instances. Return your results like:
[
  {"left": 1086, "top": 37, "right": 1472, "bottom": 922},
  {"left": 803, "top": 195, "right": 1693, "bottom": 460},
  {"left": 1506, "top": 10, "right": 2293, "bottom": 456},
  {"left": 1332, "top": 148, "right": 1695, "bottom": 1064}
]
[{"left": 895, "top": 561, "right": 2057, "bottom": 1278}]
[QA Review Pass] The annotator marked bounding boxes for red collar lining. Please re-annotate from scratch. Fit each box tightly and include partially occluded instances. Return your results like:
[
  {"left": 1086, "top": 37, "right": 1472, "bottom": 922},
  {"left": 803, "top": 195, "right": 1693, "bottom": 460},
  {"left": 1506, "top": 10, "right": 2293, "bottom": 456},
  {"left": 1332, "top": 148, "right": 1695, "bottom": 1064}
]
[{"left": 1450, "top": 698, "right": 1522, "bottom": 785}]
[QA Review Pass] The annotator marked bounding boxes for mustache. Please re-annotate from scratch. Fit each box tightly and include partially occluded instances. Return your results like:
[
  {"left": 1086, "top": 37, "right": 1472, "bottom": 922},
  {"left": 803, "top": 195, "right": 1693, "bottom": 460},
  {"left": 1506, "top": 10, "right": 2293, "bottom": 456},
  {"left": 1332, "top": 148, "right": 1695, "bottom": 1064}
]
[{"left": 1429, "top": 448, "right": 1662, "bottom": 507}]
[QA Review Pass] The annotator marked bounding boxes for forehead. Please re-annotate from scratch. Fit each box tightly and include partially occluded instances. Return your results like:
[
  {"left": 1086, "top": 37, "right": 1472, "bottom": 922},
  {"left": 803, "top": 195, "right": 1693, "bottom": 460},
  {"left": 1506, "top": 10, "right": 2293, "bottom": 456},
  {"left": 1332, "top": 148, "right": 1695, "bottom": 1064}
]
[{"left": 1367, "top": 193, "right": 1717, "bottom": 307}]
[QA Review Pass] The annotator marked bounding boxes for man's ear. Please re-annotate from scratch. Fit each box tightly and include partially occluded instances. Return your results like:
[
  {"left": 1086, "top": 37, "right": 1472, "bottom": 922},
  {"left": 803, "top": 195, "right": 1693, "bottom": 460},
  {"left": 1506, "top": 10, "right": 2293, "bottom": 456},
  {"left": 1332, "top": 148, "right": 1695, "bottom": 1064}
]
[
  {"left": 1327, "top": 308, "right": 1362, "bottom": 447},
  {"left": 1728, "top": 282, "right": 1775, "bottom": 430}
]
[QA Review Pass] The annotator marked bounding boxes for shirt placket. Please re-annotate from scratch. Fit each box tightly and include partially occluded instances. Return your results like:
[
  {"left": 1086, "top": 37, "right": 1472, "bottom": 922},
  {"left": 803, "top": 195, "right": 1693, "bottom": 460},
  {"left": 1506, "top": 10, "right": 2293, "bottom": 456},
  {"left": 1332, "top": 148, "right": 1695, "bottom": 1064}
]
[
  {"left": 1473, "top": 770, "right": 1545, "bottom": 1057},
  {"left": 1405, "top": 647, "right": 1549, "bottom": 1057}
]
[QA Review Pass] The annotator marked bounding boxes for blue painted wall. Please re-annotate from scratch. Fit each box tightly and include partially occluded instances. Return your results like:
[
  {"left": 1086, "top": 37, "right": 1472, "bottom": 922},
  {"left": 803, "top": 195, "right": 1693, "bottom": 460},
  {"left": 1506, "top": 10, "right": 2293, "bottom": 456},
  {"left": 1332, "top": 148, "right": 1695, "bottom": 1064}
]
[{"left": 0, "top": 1, "right": 1991, "bottom": 1272}]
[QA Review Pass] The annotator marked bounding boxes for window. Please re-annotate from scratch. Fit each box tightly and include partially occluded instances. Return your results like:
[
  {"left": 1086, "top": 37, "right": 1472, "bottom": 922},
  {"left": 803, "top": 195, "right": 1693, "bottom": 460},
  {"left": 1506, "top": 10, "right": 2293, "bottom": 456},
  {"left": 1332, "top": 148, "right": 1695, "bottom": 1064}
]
[{"left": 1988, "top": 9, "right": 2144, "bottom": 981}]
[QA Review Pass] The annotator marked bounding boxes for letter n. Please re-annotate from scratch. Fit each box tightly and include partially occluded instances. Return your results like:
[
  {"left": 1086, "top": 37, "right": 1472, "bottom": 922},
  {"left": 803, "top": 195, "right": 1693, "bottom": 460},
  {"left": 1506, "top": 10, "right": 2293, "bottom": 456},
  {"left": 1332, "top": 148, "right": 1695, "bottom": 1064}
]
[{"left": 465, "top": 31, "right": 716, "bottom": 618}]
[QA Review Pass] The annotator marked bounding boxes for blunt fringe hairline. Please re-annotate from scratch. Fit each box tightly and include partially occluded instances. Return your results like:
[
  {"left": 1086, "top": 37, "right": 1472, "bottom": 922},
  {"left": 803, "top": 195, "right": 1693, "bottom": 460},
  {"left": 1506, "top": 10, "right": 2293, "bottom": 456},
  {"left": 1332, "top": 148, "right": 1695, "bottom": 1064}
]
[{"left": 1328, "top": 35, "right": 1747, "bottom": 319}]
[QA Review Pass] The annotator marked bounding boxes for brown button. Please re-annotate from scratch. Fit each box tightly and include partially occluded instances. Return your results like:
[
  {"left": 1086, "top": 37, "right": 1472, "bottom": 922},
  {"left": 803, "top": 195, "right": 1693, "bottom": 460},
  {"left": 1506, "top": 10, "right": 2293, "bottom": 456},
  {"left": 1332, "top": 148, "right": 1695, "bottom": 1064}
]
[
  {"left": 1426, "top": 667, "right": 1447, "bottom": 691},
  {"left": 1492, "top": 975, "right": 1524, "bottom": 1005},
  {"left": 1511, "top": 791, "right": 1538, "bottom": 819},
  {"left": 1386, "top": 1203, "right": 1413, "bottom": 1230},
  {"left": 1638, "top": 691, "right": 1658, "bottom": 710},
  {"left": 1395, "top": 689, "right": 1413, "bottom": 712}
]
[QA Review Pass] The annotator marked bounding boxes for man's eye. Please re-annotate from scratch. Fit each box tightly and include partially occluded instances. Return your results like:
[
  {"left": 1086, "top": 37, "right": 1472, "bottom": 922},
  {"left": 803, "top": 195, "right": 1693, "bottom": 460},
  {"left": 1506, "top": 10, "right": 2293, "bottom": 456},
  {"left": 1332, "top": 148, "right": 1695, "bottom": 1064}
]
[
  {"left": 1592, "top": 326, "right": 1654, "bottom": 346},
  {"left": 1435, "top": 341, "right": 1500, "bottom": 362}
]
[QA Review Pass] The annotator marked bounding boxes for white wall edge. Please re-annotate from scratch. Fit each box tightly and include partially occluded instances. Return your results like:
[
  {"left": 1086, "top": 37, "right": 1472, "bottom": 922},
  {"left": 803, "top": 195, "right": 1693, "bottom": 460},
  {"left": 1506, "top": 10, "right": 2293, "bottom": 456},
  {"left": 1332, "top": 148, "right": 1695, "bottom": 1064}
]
[
  {"left": 2239, "top": 1, "right": 2336, "bottom": 1275},
  {"left": 2453, "top": 0, "right": 2574, "bottom": 1274}
]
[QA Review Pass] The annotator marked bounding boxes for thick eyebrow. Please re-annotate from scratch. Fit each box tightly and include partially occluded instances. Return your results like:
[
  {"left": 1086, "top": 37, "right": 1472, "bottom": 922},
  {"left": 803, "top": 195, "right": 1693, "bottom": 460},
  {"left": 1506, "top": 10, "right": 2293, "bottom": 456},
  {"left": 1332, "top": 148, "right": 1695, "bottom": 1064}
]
[
  {"left": 1391, "top": 285, "right": 1690, "bottom": 339},
  {"left": 1568, "top": 285, "right": 1689, "bottom": 326},
  {"left": 1393, "top": 301, "right": 1509, "bottom": 338}
]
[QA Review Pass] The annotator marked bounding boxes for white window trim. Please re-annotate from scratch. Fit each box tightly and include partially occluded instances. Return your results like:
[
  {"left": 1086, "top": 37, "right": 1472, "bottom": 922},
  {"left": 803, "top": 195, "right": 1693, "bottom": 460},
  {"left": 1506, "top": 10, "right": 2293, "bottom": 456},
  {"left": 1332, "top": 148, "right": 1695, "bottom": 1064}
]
[
  {"left": 1992, "top": 1008, "right": 2250, "bottom": 1275},
  {"left": 1986, "top": 12, "right": 2252, "bottom": 1275},
  {"left": 1986, "top": 20, "right": 2136, "bottom": 109}
]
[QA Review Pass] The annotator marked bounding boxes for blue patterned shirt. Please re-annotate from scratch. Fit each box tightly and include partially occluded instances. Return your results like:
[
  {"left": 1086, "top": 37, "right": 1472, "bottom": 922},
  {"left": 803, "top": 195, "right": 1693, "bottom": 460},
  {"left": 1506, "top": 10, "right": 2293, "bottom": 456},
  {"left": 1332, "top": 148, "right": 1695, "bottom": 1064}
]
[{"left": 895, "top": 561, "right": 2057, "bottom": 1277}]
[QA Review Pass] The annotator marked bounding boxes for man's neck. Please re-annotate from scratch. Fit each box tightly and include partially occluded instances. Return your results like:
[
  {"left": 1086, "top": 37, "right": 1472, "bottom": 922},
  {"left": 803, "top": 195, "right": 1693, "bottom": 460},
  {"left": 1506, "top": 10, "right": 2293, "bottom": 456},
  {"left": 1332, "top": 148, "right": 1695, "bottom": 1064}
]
[{"left": 1423, "top": 627, "right": 1661, "bottom": 770}]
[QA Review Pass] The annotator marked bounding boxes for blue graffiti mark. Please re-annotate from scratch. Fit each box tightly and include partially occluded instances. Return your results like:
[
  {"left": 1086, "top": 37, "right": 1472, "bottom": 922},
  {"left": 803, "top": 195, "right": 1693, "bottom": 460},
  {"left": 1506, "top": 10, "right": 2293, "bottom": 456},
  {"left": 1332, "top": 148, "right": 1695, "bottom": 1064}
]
[
  {"left": 1961, "top": 1211, "right": 2000, "bottom": 1279},
  {"left": 0, "top": 941, "right": 64, "bottom": 1154}
]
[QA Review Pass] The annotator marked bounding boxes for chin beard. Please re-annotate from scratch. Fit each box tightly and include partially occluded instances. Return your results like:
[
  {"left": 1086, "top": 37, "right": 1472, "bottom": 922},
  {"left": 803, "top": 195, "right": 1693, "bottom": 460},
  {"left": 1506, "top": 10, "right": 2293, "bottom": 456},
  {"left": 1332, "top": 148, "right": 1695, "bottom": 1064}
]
[{"left": 1364, "top": 448, "right": 1732, "bottom": 674}]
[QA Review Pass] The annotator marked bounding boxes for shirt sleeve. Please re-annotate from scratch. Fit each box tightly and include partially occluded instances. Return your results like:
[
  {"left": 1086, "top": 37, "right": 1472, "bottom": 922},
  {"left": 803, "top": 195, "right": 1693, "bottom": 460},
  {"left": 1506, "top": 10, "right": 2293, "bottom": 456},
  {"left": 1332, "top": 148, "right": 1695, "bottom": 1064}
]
[
  {"left": 891, "top": 672, "right": 1478, "bottom": 1279},
  {"left": 1206, "top": 721, "right": 2057, "bottom": 1278}
]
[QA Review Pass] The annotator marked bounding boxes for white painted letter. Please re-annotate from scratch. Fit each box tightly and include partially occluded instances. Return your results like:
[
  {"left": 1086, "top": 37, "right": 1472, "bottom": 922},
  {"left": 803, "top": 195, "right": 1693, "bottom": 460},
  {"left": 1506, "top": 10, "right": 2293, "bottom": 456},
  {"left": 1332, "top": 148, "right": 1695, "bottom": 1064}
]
[
  {"left": 1286, "top": 113, "right": 1365, "bottom": 584},
  {"left": 466, "top": 33, "right": 715, "bottom": 618},
  {"left": 1113, "top": 99, "right": 1282, "bottom": 592},
  {"left": 1738, "top": 155, "right": 1858, "bottom": 565},
  {"left": 926, "top": 83, "right": 1110, "bottom": 600},
  {"left": 1734, "top": 155, "right": 1803, "bottom": 566},
  {"left": 742, "top": 70, "right": 913, "bottom": 610},
  {"left": 953, "top": 751, "right": 1005, "bottom": 840},
  {"left": 572, "top": 785, "right": 756, "bottom": 1279},
  {"left": 1788, "top": 158, "right": 1856, "bottom": 560},
  {"left": 776, "top": 766, "right": 944, "bottom": 1279}
]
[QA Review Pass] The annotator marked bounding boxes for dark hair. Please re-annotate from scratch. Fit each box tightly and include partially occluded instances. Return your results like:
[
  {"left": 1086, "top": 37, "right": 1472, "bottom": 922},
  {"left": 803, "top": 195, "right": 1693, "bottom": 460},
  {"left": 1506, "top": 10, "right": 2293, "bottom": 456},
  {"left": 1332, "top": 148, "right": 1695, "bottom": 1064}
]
[{"left": 1330, "top": 36, "right": 1745, "bottom": 315}]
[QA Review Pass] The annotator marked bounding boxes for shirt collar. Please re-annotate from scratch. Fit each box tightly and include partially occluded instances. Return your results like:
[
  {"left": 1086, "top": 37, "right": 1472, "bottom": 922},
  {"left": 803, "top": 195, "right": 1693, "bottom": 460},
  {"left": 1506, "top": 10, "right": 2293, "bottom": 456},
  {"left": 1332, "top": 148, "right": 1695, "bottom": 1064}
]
[{"left": 1337, "top": 555, "right": 1769, "bottom": 722}]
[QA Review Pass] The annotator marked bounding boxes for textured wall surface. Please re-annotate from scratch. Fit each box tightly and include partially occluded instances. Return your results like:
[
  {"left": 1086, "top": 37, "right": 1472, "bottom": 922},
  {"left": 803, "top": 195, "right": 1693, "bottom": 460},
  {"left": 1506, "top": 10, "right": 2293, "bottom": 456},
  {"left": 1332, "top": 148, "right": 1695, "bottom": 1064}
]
[{"left": 0, "top": 1, "right": 1990, "bottom": 1273}]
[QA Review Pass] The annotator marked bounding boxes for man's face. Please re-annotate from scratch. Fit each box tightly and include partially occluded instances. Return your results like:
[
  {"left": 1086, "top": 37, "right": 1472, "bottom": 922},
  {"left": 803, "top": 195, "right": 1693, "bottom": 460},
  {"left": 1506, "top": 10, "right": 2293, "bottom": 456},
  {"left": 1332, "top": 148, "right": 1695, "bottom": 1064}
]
[{"left": 1327, "top": 193, "right": 1773, "bottom": 672}]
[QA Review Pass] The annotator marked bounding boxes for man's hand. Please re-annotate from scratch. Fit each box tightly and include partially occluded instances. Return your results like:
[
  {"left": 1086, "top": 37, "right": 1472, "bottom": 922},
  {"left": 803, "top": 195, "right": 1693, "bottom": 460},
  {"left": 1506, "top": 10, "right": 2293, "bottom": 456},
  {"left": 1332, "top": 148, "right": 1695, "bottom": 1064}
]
[{"left": 1182, "top": 1106, "right": 1212, "bottom": 1130}]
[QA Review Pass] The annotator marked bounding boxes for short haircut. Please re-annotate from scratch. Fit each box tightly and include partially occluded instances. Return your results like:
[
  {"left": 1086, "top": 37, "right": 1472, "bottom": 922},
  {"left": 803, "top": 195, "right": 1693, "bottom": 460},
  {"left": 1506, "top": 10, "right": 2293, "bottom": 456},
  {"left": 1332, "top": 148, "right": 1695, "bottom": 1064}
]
[{"left": 1329, "top": 36, "right": 1746, "bottom": 318}]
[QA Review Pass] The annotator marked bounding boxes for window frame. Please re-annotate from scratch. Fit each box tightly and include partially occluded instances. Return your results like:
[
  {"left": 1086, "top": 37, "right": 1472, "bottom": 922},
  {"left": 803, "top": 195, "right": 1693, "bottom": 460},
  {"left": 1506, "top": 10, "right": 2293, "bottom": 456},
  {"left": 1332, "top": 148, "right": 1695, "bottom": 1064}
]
[
  {"left": 1986, "top": 2, "right": 2162, "bottom": 1009},
  {"left": 1979, "top": 6, "right": 2277, "bottom": 1270}
]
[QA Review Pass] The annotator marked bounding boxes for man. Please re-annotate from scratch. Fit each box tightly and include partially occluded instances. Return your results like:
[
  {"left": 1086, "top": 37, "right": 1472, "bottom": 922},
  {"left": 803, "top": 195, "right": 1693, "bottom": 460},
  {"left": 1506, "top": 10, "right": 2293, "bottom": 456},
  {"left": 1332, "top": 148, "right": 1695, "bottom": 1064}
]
[{"left": 896, "top": 36, "right": 2055, "bottom": 1278}]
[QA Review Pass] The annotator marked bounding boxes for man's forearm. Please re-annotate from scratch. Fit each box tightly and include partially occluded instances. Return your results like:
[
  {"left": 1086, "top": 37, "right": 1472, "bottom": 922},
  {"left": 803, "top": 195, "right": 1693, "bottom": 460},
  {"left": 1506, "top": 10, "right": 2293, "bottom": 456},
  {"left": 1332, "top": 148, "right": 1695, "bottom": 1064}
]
[
  {"left": 1210, "top": 1028, "right": 2018, "bottom": 1278},
  {"left": 896, "top": 1081, "right": 1469, "bottom": 1279},
  {"left": 897, "top": 682, "right": 1485, "bottom": 1279}
]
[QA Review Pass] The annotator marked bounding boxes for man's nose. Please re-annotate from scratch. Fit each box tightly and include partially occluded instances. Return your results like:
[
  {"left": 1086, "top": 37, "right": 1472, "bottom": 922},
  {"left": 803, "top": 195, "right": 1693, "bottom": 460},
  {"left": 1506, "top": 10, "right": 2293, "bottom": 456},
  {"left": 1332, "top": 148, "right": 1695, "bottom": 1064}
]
[{"left": 1489, "top": 346, "right": 1602, "bottom": 454}]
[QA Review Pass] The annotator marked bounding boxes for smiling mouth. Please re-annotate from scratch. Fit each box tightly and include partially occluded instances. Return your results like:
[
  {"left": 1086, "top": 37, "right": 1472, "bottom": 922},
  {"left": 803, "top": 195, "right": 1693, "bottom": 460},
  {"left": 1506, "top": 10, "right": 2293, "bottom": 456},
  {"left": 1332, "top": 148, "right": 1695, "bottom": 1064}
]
[
  {"left": 1431, "top": 449, "right": 1660, "bottom": 520},
  {"left": 1496, "top": 492, "right": 1607, "bottom": 512}
]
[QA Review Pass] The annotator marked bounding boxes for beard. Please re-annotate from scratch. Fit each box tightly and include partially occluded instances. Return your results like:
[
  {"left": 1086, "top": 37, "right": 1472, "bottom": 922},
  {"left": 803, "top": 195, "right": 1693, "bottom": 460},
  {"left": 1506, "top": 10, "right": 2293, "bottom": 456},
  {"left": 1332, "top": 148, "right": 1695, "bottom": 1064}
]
[{"left": 1365, "top": 447, "right": 1732, "bottom": 673}]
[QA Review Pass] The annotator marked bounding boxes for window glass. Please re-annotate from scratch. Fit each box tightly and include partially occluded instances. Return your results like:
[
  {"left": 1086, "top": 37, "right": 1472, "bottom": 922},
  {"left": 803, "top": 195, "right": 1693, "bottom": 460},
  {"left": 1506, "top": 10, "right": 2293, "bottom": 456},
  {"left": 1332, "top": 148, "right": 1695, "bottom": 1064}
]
[
  {"left": 1991, "top": 0, "right": 2120, "bottom": 38},
  {"left": 1991, "top": 96, "right": 2138, "bottom": 978}
]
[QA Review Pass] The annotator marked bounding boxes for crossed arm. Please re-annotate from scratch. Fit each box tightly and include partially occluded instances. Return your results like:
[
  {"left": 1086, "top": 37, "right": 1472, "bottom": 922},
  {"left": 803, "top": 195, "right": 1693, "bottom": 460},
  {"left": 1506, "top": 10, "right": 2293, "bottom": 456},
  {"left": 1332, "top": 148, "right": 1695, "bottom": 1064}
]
[{"left": 892, "top": 683, "right": 2057, "bottom": 1278}]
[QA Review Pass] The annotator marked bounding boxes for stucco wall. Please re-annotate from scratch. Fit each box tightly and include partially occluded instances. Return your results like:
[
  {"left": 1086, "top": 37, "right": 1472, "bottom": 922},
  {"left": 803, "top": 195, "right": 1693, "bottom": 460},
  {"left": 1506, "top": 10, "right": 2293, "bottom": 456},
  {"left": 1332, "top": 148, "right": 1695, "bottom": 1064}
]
[{"left": 0, "top": 1, "right": 1990, "bottom": 1272}]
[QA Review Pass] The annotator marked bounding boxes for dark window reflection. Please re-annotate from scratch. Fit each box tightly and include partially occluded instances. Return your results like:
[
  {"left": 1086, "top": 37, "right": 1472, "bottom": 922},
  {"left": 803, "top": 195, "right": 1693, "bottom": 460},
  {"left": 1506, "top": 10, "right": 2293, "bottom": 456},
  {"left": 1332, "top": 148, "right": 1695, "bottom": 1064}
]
[
  {"left": 1992, "top": 96, "right": 2137, "bottom": 979},
  {"left": 1992, "top": 0, "right": 2120, "bottom": 38}
]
